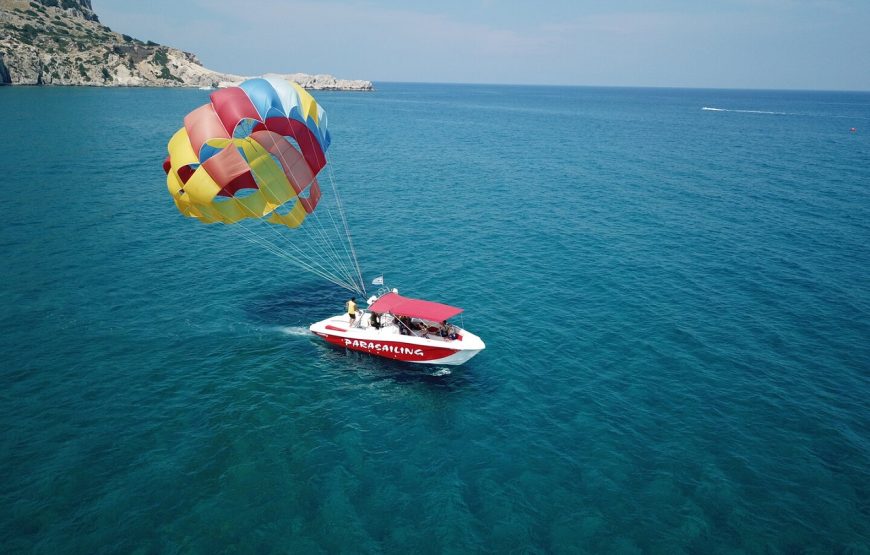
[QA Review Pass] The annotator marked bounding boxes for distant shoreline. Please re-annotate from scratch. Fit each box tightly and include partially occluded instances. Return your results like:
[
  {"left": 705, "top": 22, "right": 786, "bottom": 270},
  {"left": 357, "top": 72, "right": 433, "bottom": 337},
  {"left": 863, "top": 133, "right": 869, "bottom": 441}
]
[{"left": 0, "top": 1, "right": 372, "bottom": 90}]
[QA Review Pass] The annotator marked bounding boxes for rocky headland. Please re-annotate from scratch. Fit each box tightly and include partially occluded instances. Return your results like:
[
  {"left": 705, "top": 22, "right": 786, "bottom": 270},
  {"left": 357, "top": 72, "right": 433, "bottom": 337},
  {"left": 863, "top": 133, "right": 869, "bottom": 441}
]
[{"left": 0, "top": 0, "right": 373, "bottom": 90}]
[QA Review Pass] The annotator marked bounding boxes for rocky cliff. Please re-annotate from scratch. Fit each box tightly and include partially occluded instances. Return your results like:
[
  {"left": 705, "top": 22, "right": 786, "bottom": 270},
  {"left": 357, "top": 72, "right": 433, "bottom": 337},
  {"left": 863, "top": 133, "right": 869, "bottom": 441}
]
[{"left": 0, "top": 0, "right": 373, "bottom": 90}]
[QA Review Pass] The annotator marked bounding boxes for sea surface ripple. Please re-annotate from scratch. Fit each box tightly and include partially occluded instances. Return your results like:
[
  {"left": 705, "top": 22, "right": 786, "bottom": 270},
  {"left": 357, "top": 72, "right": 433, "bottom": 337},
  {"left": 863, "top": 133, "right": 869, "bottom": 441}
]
[{"left": 1, "top": 84, "right": 868, "bottom": 553}]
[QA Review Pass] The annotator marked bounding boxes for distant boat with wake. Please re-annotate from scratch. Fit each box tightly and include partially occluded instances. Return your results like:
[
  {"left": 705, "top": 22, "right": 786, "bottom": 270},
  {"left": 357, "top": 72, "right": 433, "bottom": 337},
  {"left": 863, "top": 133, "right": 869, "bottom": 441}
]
[{"left": 702, "top": 106, "right": 787, "bottom": 115}]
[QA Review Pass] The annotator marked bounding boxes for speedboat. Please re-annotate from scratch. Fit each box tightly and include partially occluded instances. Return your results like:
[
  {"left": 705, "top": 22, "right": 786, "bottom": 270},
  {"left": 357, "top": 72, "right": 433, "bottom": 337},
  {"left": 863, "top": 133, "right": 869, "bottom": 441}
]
[
  {"left": 163, "top": 81, "right": 487, "bottom": 364},
  {"left": 309, "top": 291, "right": 485, "bottom": 365}
]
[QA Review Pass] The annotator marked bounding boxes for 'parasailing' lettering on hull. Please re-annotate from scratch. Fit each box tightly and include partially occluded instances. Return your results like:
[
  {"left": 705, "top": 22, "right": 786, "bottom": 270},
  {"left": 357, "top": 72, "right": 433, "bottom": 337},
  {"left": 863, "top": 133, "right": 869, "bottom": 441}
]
[{"left": 344, "top": 338, "right": 425, "bottom": 357}]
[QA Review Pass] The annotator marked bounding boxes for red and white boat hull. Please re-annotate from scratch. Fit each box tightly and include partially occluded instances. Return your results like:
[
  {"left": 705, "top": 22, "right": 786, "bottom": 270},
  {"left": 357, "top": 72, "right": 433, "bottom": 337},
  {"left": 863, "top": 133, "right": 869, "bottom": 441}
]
[{"left": 309, "top": 314, "right": 485, "bottom": 365}]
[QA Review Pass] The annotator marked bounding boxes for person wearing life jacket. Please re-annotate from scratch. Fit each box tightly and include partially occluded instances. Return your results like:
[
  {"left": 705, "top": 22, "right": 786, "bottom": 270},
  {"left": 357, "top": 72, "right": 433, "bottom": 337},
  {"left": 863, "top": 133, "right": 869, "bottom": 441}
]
[{"left": 345, "top": 297, "right": 357, "bottom": 326}]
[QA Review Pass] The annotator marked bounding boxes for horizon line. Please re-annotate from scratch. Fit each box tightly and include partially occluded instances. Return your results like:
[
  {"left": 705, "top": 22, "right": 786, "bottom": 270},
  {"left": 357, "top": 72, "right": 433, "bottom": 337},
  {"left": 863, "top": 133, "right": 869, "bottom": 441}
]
[{"left": 360, "top": 80, "right": 870, "bottom": 94}]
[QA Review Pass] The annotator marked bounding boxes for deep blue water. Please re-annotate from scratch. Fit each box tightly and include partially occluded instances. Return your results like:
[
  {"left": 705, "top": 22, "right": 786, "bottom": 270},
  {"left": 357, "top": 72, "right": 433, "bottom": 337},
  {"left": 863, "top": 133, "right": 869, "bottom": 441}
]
[{"left": 1, "top": 83, "right": 869, "bottom": 553}]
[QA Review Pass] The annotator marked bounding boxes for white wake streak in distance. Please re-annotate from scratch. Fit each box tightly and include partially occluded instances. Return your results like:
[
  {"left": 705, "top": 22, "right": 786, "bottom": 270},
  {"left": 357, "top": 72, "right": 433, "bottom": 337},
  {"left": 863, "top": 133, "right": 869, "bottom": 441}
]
[{"left": 702, "top": 106, "right": 787, "bottom": 115}]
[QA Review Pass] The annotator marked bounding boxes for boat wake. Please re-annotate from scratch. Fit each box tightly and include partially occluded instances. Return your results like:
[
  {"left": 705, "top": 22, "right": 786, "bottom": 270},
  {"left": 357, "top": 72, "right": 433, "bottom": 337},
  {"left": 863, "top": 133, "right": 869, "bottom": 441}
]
[
  {"left": 702, "top": 106, "right": 867, "bottom": 121},
  {"left": 702, "top": 106, "right": 788, "bottom": 115},
  {"left": 430, "top": 368, "right": 452, "bottom": 377},
  {"left": 274, "top": 326, "right": 312, "bottom": 337}
]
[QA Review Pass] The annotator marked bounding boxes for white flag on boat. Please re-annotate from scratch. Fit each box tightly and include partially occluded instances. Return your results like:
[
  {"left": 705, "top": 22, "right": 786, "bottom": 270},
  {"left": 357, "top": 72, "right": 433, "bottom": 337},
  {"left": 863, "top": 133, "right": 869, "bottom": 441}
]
[{"left": 371, "top": 275, "right": 384, "bottom": 286}]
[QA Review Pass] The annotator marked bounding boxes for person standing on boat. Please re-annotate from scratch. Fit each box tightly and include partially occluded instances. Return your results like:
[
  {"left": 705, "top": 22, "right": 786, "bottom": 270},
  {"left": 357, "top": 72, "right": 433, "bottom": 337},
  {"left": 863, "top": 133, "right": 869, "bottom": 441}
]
[{"left": 346, "top": 297, "right": 358, "bottom": 326}]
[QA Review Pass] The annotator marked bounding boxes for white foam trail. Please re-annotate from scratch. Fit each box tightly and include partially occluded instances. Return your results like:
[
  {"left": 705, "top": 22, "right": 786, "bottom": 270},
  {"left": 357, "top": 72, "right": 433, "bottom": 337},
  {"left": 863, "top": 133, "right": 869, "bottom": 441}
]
[
  {"left": 703, "top": 106, "right": 869, "bottom": 121},
  {"left": 702, "top": 106, "right": 787, "bottom": 115},
  {"left": 274, "top": 326, "right": 312, "bottom": 337},
  {"left": 430, "top": 368, "right": 452, "bottom": 376}
]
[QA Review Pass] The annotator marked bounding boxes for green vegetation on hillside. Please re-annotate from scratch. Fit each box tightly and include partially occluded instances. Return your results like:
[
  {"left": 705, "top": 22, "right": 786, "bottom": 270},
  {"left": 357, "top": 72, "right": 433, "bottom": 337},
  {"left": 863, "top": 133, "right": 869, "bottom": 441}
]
[
  {"left": 153, "top": 48, "right": 168, "bottom": 66},
  {"left": 18, "top": 23, "right": 38, "bottom": 44},
  {"left": 159, "top": 66, "right": 180, "bottom": 82},
  {"left": 152, "top": 48, "right": 181, "bottom": 82},
  {"left": 0, "top": 0, "right": 237, "bottom": 86}
]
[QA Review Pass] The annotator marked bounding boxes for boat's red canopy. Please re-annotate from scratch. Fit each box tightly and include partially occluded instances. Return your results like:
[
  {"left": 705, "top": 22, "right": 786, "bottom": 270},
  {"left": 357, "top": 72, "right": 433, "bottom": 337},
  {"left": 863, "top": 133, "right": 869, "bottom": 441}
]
[{"left": 367, "top": 292, "right": 463, "bottom": 322}]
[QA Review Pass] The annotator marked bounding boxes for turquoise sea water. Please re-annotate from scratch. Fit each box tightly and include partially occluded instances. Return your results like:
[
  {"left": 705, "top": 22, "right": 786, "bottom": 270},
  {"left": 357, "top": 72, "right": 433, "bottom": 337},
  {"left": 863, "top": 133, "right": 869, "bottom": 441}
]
[{"left": 1, "top": 83, "right": 869, "bottom": 553}]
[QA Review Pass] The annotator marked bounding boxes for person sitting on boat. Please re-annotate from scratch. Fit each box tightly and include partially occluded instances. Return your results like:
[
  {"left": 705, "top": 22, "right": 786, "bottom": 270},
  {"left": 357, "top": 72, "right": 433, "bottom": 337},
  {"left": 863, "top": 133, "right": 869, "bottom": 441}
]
[
  {"left": 412, "top": 319, "right": 429, "bottom": 337},
  {"left": 398, "top": 316, "right": 412, "bottom": 335},
  {"left": 370, "top": 311, "right": 381, "bottom": 330},
  {"left": 345, "top": 297, "right": 357, "bottom": 326},
  {"left": 440, "top": 320, "right": 458, "bottom": 340}
]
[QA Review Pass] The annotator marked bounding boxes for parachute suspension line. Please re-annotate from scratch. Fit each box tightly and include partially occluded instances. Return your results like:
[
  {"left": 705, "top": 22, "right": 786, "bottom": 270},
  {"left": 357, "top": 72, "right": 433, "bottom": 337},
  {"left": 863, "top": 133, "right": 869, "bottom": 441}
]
[
  {"left": 238, "top": 230, "right": 359, "bottom": 293},
  {"left": 237, "top": 208, "right": 345, "bottom": 286},
  {"left": 235, "top": 226, "right": 354, "bottom": 291},
  {"left": 230, "top": 192, "right": 362, "bottom": 294},
  {"left": 283, "top": 120, "right": 366, "bottom": 295},
  {"left": 315, "top": 180, "right": 363, "bottom": 293},
  {"left": 300, "top": 185, "right": 359, "bottom": 292},
  {"left": 233, "top": 219, "right": 360, "bottom": 293},
  {"left": 234, "top": 219, "right": 356, "bottom": 291},
  {"left": 294, "top": 219, "right": 357, "bottom": 287},
  {"left": 261, "top": 218, "right": 360, "bottom": 294},
  {"left": 302, "top": 198, "right": 360, "bottom": 292},
  {"left": 286, "top": 121, "right": 364, "bottom": 295},
  {"left": 234, "top": 226, "right": 349, "bottom": 290},
  {"left": 324, "top": 159, "right": 366, "bottom": 297},
  {"left": 290, "top": 188, "right": 359, "bottom": 288},
  {"left": 255, "top": 130, "right": 362, "bottom": 293},
  {"left": 255, "top": 219, "right": 360, "bottom": 294}
]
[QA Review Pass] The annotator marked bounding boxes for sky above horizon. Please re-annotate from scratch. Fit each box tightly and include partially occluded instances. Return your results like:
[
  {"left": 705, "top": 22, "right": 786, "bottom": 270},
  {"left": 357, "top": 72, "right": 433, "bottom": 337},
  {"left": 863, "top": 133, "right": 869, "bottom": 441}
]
[{"left": 93, "top": 0, "right": 870, "bottom": 91}]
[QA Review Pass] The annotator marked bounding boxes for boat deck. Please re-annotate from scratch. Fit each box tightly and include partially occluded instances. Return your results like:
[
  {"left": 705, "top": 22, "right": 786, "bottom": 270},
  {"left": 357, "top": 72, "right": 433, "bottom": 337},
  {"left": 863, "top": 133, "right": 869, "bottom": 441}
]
[
  {"left": 310, "top": 309, "right": 485, "bottom": 365},
  {"left": 323, "top": 313, "right": 458, "bottom": 343}
]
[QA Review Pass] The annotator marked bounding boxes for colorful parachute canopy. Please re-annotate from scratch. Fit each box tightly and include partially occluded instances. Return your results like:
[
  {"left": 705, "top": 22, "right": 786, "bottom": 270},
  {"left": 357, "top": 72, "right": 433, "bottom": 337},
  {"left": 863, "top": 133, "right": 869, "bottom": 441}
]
[{"left": 163, "top": 78, "right": 331, "bottom": 228}]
